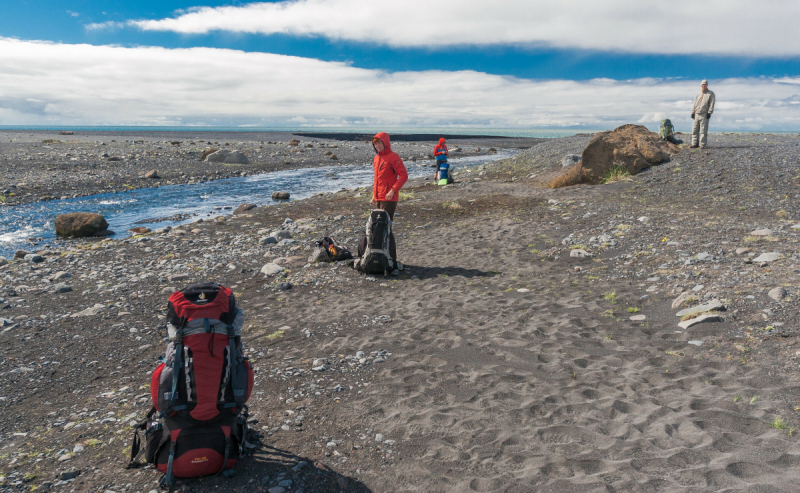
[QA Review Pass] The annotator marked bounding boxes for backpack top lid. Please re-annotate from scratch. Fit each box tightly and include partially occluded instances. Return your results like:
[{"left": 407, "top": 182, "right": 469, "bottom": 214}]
[
  {"left": 166, "top": 282, "right": 241, "bottom": 340},
  {"left": 661, "top": 119, "right": 672, "bottom": 126}
]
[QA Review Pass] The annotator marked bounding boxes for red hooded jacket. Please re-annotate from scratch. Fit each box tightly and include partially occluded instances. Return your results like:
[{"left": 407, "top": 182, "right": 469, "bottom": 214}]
[
  {"left": 372, "top": 132, "right": 408, "bottom": 203},
  {"left": 434, "top": 138, "right": 448, "bottom": 157}
]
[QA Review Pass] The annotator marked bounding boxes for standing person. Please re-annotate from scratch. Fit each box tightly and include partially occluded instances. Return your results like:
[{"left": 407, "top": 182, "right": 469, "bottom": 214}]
[
  {"left": 434, "top": 137, "right": 448, "bottom": 181},
  {"left": 371, "top": 132, "right": 408, "bottom": 271},
  {"left": 691, "top": 79, "right": 715, "bottom": 149}
]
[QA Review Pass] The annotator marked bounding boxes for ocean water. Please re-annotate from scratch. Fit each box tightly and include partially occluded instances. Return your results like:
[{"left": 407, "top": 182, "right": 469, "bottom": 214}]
[{"left": 0, "top": 151, "right": 516, "bottom": 259}]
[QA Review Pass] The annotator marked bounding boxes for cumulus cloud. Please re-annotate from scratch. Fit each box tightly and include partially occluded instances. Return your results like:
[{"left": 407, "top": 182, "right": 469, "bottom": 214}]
[
  {"left": 123, "top": 0, "right": 800, "bottom": 57},
  {"left": 0, "top": 37, "right": 798, "bottom": 130}
]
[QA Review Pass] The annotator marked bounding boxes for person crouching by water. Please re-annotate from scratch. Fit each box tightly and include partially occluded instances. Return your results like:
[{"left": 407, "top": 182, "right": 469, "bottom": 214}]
[
  {"left": 371, "top": 132, "right": 408, "bottom": 273},
  {"left": 434, "top": 137, "right": 448, "bottom": 182}
]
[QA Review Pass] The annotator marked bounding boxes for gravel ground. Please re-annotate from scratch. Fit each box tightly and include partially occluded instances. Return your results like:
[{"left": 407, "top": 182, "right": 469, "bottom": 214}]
[{"left": 3, "top": 131, "right": 800, "bottom": 491}]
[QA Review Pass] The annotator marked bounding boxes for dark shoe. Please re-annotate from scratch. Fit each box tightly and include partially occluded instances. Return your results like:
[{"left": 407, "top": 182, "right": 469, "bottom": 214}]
[{"left": 689, "top": 145, "right": 698, "bottom": 148}]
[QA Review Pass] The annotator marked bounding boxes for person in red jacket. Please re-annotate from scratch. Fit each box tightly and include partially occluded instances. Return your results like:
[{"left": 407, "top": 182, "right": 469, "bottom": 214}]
[
  {"left": 371, "top": 132, "right": 408, "bottom": 270},
  {"left": 433, "top": 137, "right": 448, "bottom": 181}
]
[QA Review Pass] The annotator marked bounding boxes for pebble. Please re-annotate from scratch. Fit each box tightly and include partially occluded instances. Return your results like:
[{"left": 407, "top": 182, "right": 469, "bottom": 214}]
[
  {"left": 696, "top": 252, "right": 715, "bottom": 261},
  {"left": 676, "top": 300, "right": 724, "bottom": 318},
  {"left": 691, "top": 284, "right": 704, "bottom": 292},
  {"left": 267, "top": 487, "right": 286, "bottom": 493},
  {"left": 72, "top": 444, "right": 84, "bottom": 453},
  {"left": 629, "top": 315, "right": 646, "bottom": 321},
  {"left": 569, "top": 249, "right": 592, "bottom": 258},
  {"left": 768, "top": 287, "right": 787, "bottom": 301},
  {"left": 750, "top": 228, "right": 772, "bottom": 236},
  {"left": 688, "top": 340, "right": 704, "bottom": 346},
  {"left": 517, "top": 288, "right": 530, "bottom": 293}
]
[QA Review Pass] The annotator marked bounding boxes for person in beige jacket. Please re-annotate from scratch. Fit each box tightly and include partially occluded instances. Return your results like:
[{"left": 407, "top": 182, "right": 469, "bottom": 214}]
[{"left": 691, "top": 79, "right": 715, "bottom": 148}]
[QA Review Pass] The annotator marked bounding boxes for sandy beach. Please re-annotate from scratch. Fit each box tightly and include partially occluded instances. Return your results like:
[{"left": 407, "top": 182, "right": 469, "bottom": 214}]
[{"left": 2, "top": 131, "right": 800, "bottom": 492}]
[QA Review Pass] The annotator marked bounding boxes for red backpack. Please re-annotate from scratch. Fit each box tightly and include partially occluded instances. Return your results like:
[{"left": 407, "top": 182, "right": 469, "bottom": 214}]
[{"left": 128, "top": 283, "right": 254, "bottom": 487}]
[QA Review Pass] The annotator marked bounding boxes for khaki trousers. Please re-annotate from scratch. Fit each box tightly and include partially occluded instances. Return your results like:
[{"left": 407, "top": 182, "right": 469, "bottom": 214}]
[{"left": 692, "top": 114, "right": 709, "bottom": 147}]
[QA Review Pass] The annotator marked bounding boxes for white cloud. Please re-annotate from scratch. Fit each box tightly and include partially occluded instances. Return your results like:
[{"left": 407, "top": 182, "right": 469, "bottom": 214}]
[
  {"left": 124, "top": 0, "right": 800, "bottom": 57},
  {"left": 0, "top": 37, "right": 798, "bottom": 130}
]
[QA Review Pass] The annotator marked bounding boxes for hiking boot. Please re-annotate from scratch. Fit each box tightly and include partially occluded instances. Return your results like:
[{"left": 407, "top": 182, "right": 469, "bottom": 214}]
[
  {"left": 396, "top": 261, "right": 404, "bottom": 271},
  {"left": 390, "top": 269, "right": 400, "bottom": 276},
  {"left": 689, "top": 145, "right": 699, "bottom": 148}
]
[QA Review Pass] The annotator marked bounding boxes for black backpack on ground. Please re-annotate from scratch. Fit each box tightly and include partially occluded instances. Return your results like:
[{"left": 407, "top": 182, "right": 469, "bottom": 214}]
[{"left": 355, "top": 209, "right": 395, "bottom": 275}]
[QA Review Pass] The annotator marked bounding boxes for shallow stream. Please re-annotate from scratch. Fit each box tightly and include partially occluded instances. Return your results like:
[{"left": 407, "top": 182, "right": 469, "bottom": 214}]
[{"left": 0, "top": 151, "right": 514, "bottom": 258}]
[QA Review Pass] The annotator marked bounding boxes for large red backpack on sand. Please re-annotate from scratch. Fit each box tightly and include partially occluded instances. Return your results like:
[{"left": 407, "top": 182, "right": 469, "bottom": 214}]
[{"left": 128, "top": 283, "right": 254, "bottom": 487}]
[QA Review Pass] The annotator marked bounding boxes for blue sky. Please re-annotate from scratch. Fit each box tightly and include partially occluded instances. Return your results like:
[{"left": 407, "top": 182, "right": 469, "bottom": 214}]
[{"left": 1, "top": 0, "right": 800, "bottom": 130}]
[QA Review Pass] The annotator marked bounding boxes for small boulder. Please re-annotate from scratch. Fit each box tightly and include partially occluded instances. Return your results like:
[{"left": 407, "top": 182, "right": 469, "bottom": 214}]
[
  {"left": 750, "top": 228, "right": 772, "bottom": 236},
  {"left": 200, "top": 148, "right": 218, "bottom": 161},
  {"left": 143, "top": 170, "right": 160, "bottom": 179},
  {"left": 129, "top": 226, "right": 151, "bottom": 234},
  {"left": 272, "top": 191, "right": 290, "bottom": 200},
  {"left": 309, "top": 248, "right": 331, "bottom": 263},
  {"left": 329, "top": 154, "right": 338, "bottom": 160},
  {"left": 24, "top": 254, "right": 44, "bottom": 264},
  {"left": 289, "top": 139, "right": 300, "bottom": 146},
  {"left": 753, "top": 252, "right": 783, "bottom": 263},
  {"left": 569, "top": 249, "right": 592, "bottom": 258},
  {"left": 261, "top": 263, "right": 285, "bottom": 276},
  {"left": 59, "top": 131, "right": 74, "bottom": 136},
  {"left": 233, "top": 203, "right": 257, "bottom": 215},
  {"left": 55, "top": 213, "right": 109, "bottom": 238},
  {"left": 0, "top": 256, "right": 7, "bottom": 267},
  {"left": 205, "top": 150, "right": 229, "bottom": 162},
  {"left": 14, "top": 250, "right": 32, "bottom": 259},
  {"left": 225, "top": 151, "right": 249, "bottom": 164}
]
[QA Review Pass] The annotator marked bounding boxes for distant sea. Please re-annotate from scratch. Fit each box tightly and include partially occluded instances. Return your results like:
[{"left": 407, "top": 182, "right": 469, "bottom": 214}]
[{"left": 0, "top": 126, "right": 600, "bottom": 139}]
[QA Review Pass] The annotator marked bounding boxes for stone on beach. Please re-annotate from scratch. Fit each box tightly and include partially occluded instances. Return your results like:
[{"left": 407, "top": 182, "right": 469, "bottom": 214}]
[
  {"left": 750, "top": 228, "right": 772, "bottom": 236},
  {"left": 753, "top": 252, "right": 783, "bottom": 263},
  {"left": 55, "top": 213, "right": 110, "bottom": 237},
  {"left": 768, "top": 287, "right": 787, "bottom": 301},
  {"left": 569, "top": 249, "right": 592, "bottom": 258},
  {"left": 143, "top": 170, "right": 160, "bottom": 179},
  {"left": 676, "top": 300, "right": 725, "bottom": 318},
  {"left": 204, "top": 149, "right": 250, "bottom": 164},
  {"left": 678, "top": 313, "right": 723, "bottom": 329},
  {"left": 70, "top": 303, "right": 105, "bottom": 318},
  {"left": 272, "top": 191, "right": 291, "bottom": 200},
  {"left": 261, "top": 263, "right": 285, "bottom": 276},
  {"left": 551, "top": 124, "right": 678, "bottom": 188},
  {"left": 561, "top": 154, "right": 581, "bottom": 167},
  {"left": 234, "top": 203, "right": 257, "bottom": 214},
  {"left": 128, "top": 227, "right": 151, "bottom": 234},
  {"left": 200, "top": 148, "right": 218, "bottom": 160}
]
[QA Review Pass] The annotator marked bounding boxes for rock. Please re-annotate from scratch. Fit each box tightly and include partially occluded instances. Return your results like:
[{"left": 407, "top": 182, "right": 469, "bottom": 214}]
[
  {"left": 261, "top": 263, "right": 285, "bottom": 276},
  {"left": 55, "top": 213, "right": 109, "bottom": 237},
  {"left": 0, "top": 318, "right": 14, "bottom": 327},
  {"left": 143, "top": 170, "right": 160, "bottom": 179},
  {"left": 329, "top": 154, "right": 338, "bottom": 160},
  {"left": 308, "top": 248, "right": 331, "bottom": 263},
  {"left": 168, "top": 273, "right": 189, "bottom": 282},
  {"left": 569, "top": 249, "right": 592, "bottom": 258},
  {"left": 70, "top": 303, "right": 105, "bottom": 318},
  {"left": 678, "top": 313, "right": 723, "bottom": 329},
  {"left": 277, "top": 282, "right": 293, "bottom": 291},
  {"left": 225, "top": 151, "right": 249, "bottom": 164},
  {"left": 691, "top": 284, "right": 704, "bottom": 292},
  {"left": 671, "top": 292, "right": 691, "bottom": 309},
  {"left": 128, "top": 227, "right": 151, "bottom": 234},
  {"left": 72, "top": 444, "right": 84, "bottom": 453},
  {"left": 261, "top": 236, "right": 278, "bottom": 245},
  {"left": 561, "top": 154, "right": 581, "bottom": 167},
  {"left": 735, "top": 247, "right": 752, "bottom": 255},
  {"left": 753, "top": 252, "right": 783, "bottom": 263},
  {"left": 629, "top": 315, "right": 646, "bottom": 321},
  {"left": 638, "top": 216, "right": 650, "bottom": 223},
  {"left": 205, "top": 150, "right": 229, "bottom": 162},
  {"left": 59, "top": 468, "right": 80, "bottom": 480},
  {"left": 517, "top": 288, "right": 530, "bottom": 293},
  {"left": 271, "top": 230, "right": 292, "bottom": 240},
  {"left": 688, "top": 340, "right": 704, "bottom": 346},
  {"left": 52, "top": 271, "right": 71, "bottom": 281},
  {"left": 675, "top": 299, "right": 725, "bottom": 318},
  {"left": 52, "top": 284, "right": 73, "bottom": 294},
  {"left": 200, "top": 148, "right": 218, "bottom": 160},
  {"left": 768, "top": 287, "right": 787, "bottom": 301},
  {"left": 696, "top": 252, "right": 715, "bottom": 261},
  {"left": 289, "top": 139, "right": 300, "bottom": 146},
  {"left": 750, "top": 228, "right": 772, "bottom": 236},
  {"left": 14, "top": 249, "right": 32, "bottom": 259},
  {"left": 59, "top": 131, "right": 74, "bottom": 135},
  {"left": 272, "top": 191, "right": 291, "bottom": 200},
  {"left": 0, "top": 257, "right": 7, "bottom": 267},
  {"left": 233, "top": 203, "right": 257, "bottom": 214},
  {"left": 24, "top": 254, "right": 44, "bottom": 263},
  {"left": 268, "top": 487, "right": 286, "bottom": 493},
  {"left": 551, "top": 124, "right": 678, "bottom": 187}
]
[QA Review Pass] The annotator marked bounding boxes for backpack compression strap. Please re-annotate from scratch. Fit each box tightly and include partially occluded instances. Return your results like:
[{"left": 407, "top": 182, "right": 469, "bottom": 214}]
[
  {"left": 126, "top": 406, "right": 157, "bottom": 469},
  {"left": 162, "top": 329, "right": 187, "bottom": 416},
  {"left": 160, "top": 429, "right": 180, "bottom": 489},
  {"left": 223, "top": 325, "right": 245, "bottom": 408}
]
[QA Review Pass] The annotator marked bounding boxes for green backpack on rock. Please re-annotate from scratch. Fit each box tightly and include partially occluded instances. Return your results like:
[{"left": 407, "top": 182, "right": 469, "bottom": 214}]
[{"left": 659, "top": 119, "right": 675, "bottom": 140}]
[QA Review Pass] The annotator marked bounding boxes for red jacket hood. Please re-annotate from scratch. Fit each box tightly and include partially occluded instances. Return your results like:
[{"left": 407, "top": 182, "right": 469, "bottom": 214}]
[
  {"left": 438, "top": 138, "right": 446, "bottom": 145},
  {"left": 373, "top": 132, "right": 392, "bottom": 155}
]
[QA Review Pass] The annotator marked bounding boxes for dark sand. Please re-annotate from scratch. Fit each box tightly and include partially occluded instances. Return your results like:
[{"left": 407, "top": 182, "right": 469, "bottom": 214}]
[{"left": 2, "top": 132, "right": 800, "bottom": 492}]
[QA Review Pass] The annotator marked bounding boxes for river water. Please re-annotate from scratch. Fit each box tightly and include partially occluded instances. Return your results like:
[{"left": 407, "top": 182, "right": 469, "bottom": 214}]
[{"left": 0, "top": 151, "right": 515, "bottom": 259}]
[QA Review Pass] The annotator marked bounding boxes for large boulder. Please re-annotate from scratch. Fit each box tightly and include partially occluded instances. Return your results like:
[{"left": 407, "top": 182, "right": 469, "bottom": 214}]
[
  {"left": 55, "top": 213, "right": 110, "bottom": 237},
  {"left": 551, "top": 124, "right": 678, "bottom": 188},
  {"left": 200, "top": 148, "right": 218, "bottom": 161},
  {"left": 233, "top": 203, "right": 257, "bottom": 214}
]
